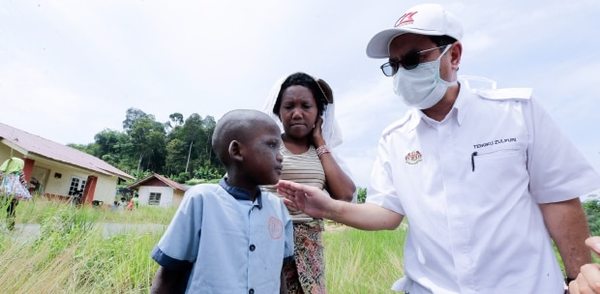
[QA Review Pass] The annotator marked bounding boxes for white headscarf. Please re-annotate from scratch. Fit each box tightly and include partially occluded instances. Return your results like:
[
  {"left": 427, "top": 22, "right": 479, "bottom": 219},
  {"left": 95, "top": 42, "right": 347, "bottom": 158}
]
[{"left": 262, "top": 74, "right": 344, "bottom": 148}]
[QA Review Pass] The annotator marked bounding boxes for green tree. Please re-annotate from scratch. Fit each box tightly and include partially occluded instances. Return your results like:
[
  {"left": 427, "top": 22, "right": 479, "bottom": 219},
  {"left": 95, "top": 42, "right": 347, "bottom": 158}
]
[
  {"left": 163, "top": 113, "right": 222, "bottom": 181},
  {"left": 67, "top": 143, "right": 96, "bottom": 155},
  {"left": 123, "top": 108, "right": 151, "bottom": 131},
  {"left": 584, "top": 199, "right": 600, "bottom": 236},
  {"left": 93, "top": 129, "right": 136, "bottom": 172},
  {"left": 180, "top": 114, "right": 207, "bottom": 176},
  {"left": 71, "top": 108, "right": 224, "bottom": 184},
  {"left": 165, "top": 138, "right": 187, "bottom": 176},
  {"left": 356, "top": 187, "right": 367, "bottom": 203},
  {"left": 165, "top": 112, "right": 183, "bottom": 134},
  {"left": 128, "top": 116, "right": 166, "bottom": 173}
]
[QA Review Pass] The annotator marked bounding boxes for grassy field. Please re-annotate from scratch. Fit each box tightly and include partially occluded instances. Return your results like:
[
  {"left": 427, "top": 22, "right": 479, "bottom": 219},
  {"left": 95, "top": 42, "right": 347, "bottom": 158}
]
[
  {"left": 0, "top": 199, "right": 406, "bottom": 293},
  {"left": 324, "top": 224, "right": 406, "bottom": 293},
  {"left": 14, "top": 198, "right": 177, "bottom": 224}
]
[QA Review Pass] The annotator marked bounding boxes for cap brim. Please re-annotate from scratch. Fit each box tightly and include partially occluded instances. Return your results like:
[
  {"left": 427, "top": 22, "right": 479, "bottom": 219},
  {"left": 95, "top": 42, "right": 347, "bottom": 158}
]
[{"left": 366, "top": 28, "right": 445, "bottom": 58}]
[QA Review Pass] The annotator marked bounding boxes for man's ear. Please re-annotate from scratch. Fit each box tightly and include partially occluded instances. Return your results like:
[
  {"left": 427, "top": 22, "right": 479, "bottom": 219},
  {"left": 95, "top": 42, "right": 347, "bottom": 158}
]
[
  {"left": 450, "top": 41, "right": 462, "bottom": 71},
  {"left": 228, "top": 140, "right": 244, "bottom": 162}
]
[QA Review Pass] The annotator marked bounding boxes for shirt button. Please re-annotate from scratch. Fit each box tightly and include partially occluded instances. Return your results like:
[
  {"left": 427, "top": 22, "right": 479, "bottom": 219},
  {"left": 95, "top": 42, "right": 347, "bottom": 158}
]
[
  {"left": 249, "top": 289, "right": 254, "bottom": 294},
  {"left": 249, "top": 244, "right": 256, "bottom": 251}
]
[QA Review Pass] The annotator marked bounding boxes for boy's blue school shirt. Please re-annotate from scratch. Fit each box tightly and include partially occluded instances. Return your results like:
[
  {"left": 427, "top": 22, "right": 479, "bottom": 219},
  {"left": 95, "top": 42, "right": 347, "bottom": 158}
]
[{"left": 152, "top": 179, "right": 294, "bottom": 293}]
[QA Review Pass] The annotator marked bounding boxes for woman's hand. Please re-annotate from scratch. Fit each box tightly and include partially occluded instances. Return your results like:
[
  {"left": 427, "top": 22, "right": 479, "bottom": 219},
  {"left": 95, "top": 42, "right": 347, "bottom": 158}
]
[{"left": 311, "top": 116, "right": 325, "bottom": 147}]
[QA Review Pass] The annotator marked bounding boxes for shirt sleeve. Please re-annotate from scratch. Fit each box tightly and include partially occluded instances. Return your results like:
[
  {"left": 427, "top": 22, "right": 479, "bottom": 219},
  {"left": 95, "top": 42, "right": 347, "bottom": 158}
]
[
  {"left": 365, "top": 135, "right": 406, "bottom": 215},
  {"left": 152, "top": 187, "right": 204, "bottom": 270},
  {"left": 282, "top": 206, "right": 294, "bottom": 259},
  {"left": 525, "top": 97, "right": 600, "bottom": 203}
]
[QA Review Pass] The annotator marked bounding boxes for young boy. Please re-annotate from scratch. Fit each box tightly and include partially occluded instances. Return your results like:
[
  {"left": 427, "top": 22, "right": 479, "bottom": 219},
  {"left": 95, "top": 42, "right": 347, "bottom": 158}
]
[{"left": 150, "top": 109, "right": 294, "bottom": 293}]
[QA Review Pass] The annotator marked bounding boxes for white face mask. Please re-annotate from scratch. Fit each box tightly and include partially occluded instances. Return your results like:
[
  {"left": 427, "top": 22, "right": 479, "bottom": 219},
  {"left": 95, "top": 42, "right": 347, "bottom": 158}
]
[{"left": 393, "top": 45, "right": 456, "bottom": 109}]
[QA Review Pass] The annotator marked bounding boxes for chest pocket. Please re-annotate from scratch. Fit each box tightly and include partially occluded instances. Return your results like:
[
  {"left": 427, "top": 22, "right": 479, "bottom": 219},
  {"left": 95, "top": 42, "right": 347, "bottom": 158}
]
[
  {"left": 466, "top": 144, "right": 528, "bottom": 209},
  {"left": 471, "top": 146, "right": 524, "bottom": 172}
]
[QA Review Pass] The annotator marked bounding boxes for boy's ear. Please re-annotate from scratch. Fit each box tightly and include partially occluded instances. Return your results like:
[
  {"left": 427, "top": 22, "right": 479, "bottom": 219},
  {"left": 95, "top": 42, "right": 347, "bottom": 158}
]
[{"left": 228, "top": 140, "right": 244, "bottom": 162}]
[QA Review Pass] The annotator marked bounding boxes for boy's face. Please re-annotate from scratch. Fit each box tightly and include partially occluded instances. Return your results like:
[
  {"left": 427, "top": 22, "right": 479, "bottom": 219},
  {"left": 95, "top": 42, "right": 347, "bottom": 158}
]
[{"left": 242, "top": 122, "right": 283, "bottom": 185}]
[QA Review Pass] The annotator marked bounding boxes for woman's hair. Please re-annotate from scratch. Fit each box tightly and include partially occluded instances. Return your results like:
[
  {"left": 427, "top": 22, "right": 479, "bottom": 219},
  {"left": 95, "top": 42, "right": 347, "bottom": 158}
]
[{"left": 272, "top": 72, "right": 332, "bottom": 117}]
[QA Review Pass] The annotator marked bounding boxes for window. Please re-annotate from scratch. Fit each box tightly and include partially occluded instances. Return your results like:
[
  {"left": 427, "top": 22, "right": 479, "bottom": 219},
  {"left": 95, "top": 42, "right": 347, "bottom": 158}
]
[
  {"left": 149, "top": 192, "right": 161, "bottom": 205},
  {"left": 68, "top": 177, "right": 86, "bottom": 196}
]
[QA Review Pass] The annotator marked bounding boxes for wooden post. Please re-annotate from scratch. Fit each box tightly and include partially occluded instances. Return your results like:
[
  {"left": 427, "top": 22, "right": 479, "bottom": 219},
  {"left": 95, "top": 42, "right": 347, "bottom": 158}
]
[
  {"left": 23, "top": 158, "right": 35, "bottom": 182},
  {"left": 82, "top": 175, "right": 98, "bottom": 204}
]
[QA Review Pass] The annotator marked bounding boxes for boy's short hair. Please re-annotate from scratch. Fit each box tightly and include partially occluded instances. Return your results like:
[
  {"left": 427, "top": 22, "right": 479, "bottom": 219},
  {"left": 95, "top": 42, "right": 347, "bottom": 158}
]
[{"left": 212, "top": 109, "right": 277, "bottom": 167}]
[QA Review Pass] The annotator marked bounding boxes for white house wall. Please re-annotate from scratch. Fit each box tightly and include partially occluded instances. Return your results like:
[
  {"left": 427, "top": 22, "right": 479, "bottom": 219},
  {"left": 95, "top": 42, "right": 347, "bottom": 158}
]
[
  {"left": 0, "top": 144, "right": 21, "bottom": 164},
  {"left": 41, "top": 164, "right": 89, "bottom": 196},
  {"left": 0, "top": 146, "right": 119, "bottom": 202},
  {"left": 93, "top": 175, "right": 118, "bottom": 204},
  {"left": 0, "top": 144, "right": 24, "bottom": 167},
  {"left": 173, "top": 190, "right": 185, "bottom": 207},
  {"left": 27, "top": 156, "right": 119, "bottom": 202},
  {"left": 139, "top": 186, "right": 175, "bottom": 207}
]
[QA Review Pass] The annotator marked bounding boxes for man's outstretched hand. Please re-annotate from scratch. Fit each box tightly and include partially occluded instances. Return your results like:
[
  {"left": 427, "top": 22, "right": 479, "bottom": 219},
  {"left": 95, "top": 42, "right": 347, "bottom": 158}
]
[{"left": 277, "top": 180, "right": 334, "bottom": 219}]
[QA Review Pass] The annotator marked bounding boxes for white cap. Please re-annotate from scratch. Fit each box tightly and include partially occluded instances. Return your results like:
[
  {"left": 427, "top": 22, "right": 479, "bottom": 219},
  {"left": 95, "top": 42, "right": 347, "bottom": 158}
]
[{"left": 366, "top": 3, "right": 463, "bottom": 58}]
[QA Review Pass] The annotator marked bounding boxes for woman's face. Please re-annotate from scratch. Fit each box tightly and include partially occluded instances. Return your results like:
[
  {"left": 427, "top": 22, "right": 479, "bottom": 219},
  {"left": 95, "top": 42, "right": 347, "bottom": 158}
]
[{"left": 278, "top": 85, "right": 319, "bottom": 140}]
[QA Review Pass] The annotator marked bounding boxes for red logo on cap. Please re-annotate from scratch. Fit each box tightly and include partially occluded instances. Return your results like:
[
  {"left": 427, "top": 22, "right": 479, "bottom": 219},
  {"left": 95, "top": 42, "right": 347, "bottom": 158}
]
[{"left": 395, "top": 11, "right": 418, "bottom": 27}]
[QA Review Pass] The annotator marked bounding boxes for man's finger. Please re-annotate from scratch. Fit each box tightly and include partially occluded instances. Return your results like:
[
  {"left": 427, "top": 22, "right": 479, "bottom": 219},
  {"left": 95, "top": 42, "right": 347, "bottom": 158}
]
[
  {"left": 283, "top": 198, "right": 298, "bottom": 210},
  {"left": 569, "top": 278, "right": 579, "bottom": 293},
  {"left": 580, "top": 263, "right": 600, "bottom": 293},
  {"left": 585, "top": 237, "right": 600, "bottom": 255}
]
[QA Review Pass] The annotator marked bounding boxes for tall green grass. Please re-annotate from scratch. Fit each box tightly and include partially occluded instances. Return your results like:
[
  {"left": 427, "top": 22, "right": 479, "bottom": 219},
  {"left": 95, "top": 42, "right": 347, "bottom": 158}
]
[
  {"left": 0, "top": 200, "right": 406, "bottom": 293},
  {"left": 324, "top": 224, "right": 406, "bottom": 293},
  {"left": 0, "top": 199, "right": 170, "bottom": 293},
  {"left": 14, "top": 198, "right": 177, "bottom": 224}
]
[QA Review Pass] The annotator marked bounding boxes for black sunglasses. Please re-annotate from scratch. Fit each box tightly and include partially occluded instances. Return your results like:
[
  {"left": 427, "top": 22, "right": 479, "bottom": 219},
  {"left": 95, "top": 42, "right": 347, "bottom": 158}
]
[{"left": 380, "top": 45, "right": 449, "bottom": 77}]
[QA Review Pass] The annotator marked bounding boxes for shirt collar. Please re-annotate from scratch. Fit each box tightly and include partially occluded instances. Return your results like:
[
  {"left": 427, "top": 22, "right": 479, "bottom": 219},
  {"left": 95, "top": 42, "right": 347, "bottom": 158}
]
[
  {"left": 453, "top": 80, "right": 473, "bottom": 126},
  {"left": 410, "top": 80, "right": 472, "bottom": 128},
  {"left": 219, "top": 178, "right": 263, "bottom": 209}
]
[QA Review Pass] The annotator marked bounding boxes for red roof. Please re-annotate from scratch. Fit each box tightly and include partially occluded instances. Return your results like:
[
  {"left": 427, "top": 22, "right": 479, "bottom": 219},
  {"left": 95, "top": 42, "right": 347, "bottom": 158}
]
[
  {"left": 0, "top": 122, "right": 133, "bottom": 180},
  {"left": 128, "top": 173, "right": 188, "bottom": 192}
]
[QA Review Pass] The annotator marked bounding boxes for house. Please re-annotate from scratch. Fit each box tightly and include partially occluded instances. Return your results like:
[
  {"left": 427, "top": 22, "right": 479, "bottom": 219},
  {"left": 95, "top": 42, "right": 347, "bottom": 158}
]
[
  {"left": 127, "top": 173, "right": 188, "bottom": 207},
  {"left": 0, "top": 122, "right": 134, "bottom": 205}
]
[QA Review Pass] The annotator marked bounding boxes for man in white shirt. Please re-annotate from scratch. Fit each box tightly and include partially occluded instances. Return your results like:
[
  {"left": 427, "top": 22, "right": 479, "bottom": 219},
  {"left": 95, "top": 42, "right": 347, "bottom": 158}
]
[{"left": 278, "top": 3, "right": 600, "bottom": 293}]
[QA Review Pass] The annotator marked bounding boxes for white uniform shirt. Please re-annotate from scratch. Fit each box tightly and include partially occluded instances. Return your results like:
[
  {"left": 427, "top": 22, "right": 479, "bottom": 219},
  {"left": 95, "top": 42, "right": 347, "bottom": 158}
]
[
  {"left": 366, "top": 81, "right": 600, "bottom": 294},
  {"left": 152, "top": 179, "right": 294, "bottom": 293}
]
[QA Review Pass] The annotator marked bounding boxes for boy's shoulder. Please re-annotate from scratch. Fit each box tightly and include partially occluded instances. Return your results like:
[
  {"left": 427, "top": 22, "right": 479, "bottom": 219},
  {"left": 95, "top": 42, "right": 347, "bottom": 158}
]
[
  {"left": 184, "top": 183, "right": 224, "bottom": 200},
  {"left": 260, "top": 190, "right": 288, "bottom": 210},
  {"left": 261, "top": 189, "right": 281, "bottom": 201}
]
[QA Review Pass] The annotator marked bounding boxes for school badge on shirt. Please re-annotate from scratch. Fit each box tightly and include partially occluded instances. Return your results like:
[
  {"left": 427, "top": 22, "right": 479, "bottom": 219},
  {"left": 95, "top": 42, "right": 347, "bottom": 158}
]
[
  {"left": 405, "top": 150, "right": 422, "bottom": 165},
  {"left": 268, "top": 216, "right": 283, "bottom": 239}
]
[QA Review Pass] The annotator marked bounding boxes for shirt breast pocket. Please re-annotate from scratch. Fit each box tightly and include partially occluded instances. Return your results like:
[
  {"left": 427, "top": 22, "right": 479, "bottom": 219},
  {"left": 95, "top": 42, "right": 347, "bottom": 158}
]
[
  {"left": 468, "top": 146, "right": 528, "bottom": 206},
  {"left": 471, "top": 146, "right": 525, "bottom": 171},
  {"left": 471, "top": 146, "right": 525, "bottom": 173}
]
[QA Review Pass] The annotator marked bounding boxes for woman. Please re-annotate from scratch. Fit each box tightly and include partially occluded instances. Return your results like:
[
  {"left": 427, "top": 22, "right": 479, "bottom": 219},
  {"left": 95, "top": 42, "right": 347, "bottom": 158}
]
[
  {"left": 0, "top": 157, "right": 31, "bottom": 230},
  {"left": 263, "top": 72, "right": 355, "bottom": 293}
]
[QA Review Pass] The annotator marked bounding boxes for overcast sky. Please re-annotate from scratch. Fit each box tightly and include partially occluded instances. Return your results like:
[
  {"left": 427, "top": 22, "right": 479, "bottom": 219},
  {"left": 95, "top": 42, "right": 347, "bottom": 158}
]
[{"left": 1, "top": 0, "right": 599, "bottom": 188}]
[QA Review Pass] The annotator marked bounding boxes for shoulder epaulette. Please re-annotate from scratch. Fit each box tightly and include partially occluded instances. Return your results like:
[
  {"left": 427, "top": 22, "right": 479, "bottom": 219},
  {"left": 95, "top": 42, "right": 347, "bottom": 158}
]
[
  {"left": 475, "top": 88, "right": 533, "bottom": 101},
  {"left": 381, "top": 111, "right": 415, "bottom": 137}
]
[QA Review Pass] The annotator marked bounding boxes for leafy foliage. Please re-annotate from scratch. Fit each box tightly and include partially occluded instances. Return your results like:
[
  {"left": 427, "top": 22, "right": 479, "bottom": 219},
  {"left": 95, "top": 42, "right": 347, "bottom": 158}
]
[
  {"left": 356, "top": 187, "right": 367, "bottom": 203},
  {"left": 584, "top": 199, "right": 600, "bottom": 236},
  {"left": 74, "top": 108, "right": 224, "bottom": 185}
]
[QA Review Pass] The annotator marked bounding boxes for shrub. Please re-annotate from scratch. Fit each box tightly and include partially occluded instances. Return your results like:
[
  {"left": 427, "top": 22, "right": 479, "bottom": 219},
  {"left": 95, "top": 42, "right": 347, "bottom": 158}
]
[
  {"left": 356, "top": 187, "right": 367, "bottom": 203},
  {"left": 584, "top": 199, "right": 600, "bottom": 236}
]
